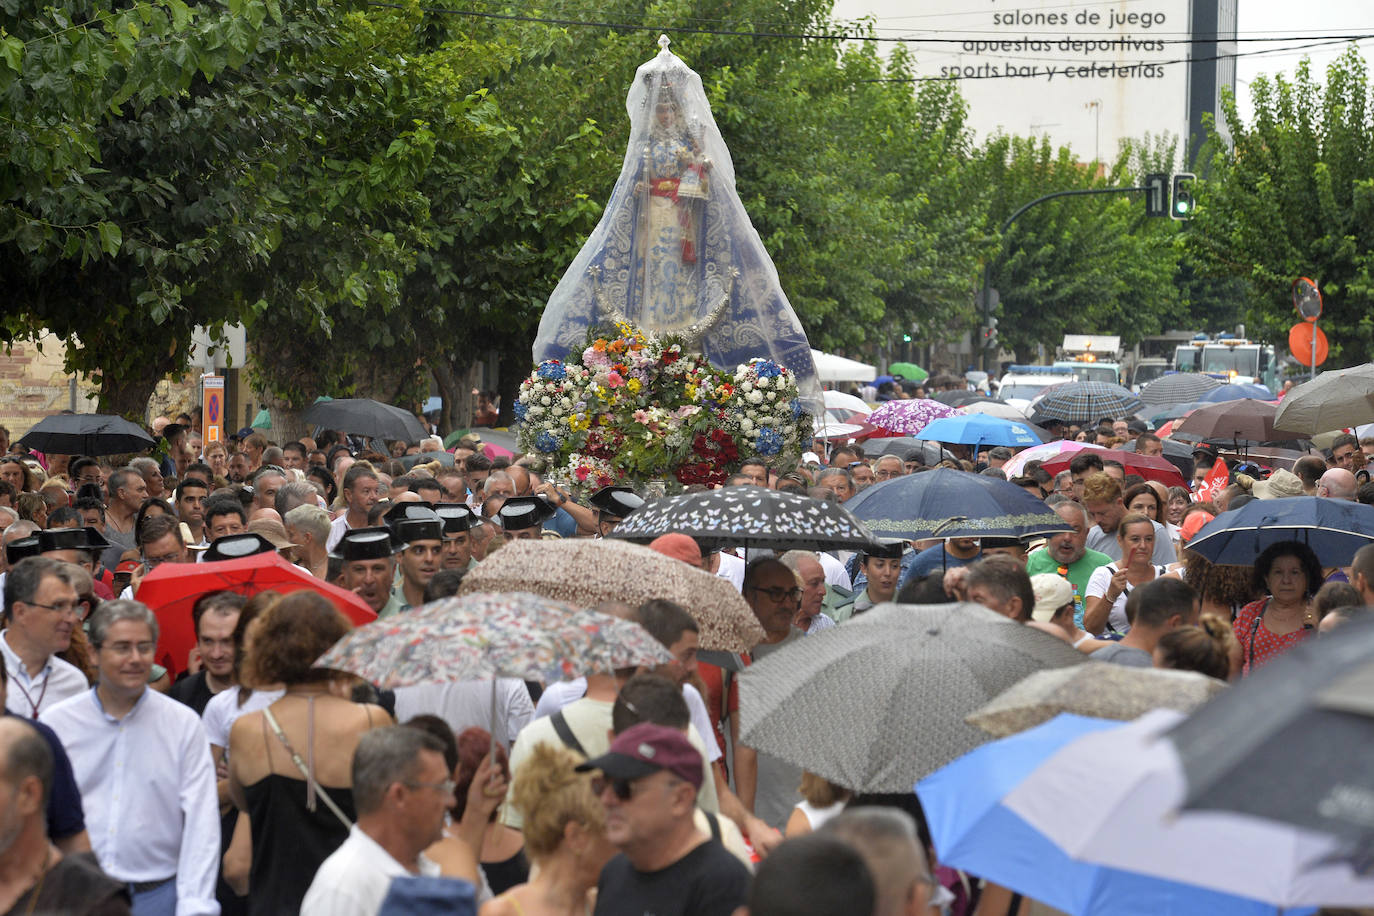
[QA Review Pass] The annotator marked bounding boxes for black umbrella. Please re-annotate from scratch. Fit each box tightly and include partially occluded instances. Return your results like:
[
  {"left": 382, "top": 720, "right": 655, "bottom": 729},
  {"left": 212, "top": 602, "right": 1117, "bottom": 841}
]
[
  {"left": 863, "top": 437, "right": 953, "bottom": 464},
  {"left": 302, "top": 398, "right": 426, "bottom": 441},
  {"left": 1168, "top": 615, "right": 1374, "bottom": 849},
  {"left": 844, "top": 467, "right": 1072, "bottom": 541},
  {"left": 606, "top": 486, "right": 881, "bottom": 551},
  {"left": 17, "top": 414, "right": 156, "bottom": 456}
]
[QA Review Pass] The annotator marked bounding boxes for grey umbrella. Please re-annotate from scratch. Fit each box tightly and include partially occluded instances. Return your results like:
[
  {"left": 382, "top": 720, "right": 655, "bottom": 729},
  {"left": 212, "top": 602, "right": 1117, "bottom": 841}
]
[
  {"left": 1272, "top": 363, "right": 1374, "bottom": 435},
  {"left": 1139, "top": 373, "right": 1223, "bottom": 407},
  {"left": 302, "top": 398, "right": 427, "bottom": 441},
  {"left": 1169, "top": 614, "right": 1374, "bottom": 849},
  {"left": 738, "top": 602, "right": 1085, "bottom": 792}
]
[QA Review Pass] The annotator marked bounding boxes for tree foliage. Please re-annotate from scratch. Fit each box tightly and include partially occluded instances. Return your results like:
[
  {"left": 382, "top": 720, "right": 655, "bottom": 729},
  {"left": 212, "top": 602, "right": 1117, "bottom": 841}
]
[{"left": 1185, "top": 48, "right": 1374, "bottom": 366}]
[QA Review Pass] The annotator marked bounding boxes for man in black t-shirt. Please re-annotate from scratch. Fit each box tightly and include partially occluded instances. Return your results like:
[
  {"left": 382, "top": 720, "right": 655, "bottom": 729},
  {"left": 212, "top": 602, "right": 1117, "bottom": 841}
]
[
  {"left": 169, "top": 591, "right": 246, "bottom": 715},
  {"left": 579, "top": 722, "right": 751, "bottom": 916}
]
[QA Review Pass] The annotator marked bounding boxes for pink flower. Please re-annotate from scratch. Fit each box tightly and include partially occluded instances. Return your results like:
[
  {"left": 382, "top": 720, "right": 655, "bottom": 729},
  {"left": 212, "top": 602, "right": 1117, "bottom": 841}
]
[{"left": 607, "top": 370, "right": 624, "bottom": 388}]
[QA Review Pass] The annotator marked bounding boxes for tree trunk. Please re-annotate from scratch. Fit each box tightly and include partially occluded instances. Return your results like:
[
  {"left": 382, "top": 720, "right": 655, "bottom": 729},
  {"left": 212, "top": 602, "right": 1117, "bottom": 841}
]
[
  {"left": 431, "top": 363, "right": 462, "bottom": 439},
  {"left": 496, "top": 348, "right": 526, "bottom": 427},
  {"left": 96, "top": 360, "right": 170, "bottom": 423}
]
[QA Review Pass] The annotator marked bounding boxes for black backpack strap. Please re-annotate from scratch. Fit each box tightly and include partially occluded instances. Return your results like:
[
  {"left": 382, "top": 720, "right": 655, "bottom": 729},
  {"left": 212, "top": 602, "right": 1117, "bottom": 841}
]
[
  {"left": 705, "top": 811, "right": 721, "bottom": 841},
  {"left": 550, "top": 710, "right": 588, "bottom": 758}
]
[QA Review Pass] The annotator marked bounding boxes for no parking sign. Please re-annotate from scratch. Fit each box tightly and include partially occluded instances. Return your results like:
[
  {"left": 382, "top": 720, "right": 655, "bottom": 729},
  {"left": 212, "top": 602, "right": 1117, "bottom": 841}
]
[{"left": 202, "top": 375, "right": 224, "bottom": 443}]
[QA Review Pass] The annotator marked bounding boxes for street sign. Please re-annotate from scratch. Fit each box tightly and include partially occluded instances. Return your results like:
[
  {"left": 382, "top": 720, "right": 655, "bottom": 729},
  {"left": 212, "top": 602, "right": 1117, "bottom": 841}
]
[
  {"left": 1288, "top": 322, "right": 1328, "bottom": 367},
  {"left": 202, "top": 375, "right": 224, "bottom": 444},
  {"left": 1144, "top": 172, "right": 1169, "bottom": 217}
]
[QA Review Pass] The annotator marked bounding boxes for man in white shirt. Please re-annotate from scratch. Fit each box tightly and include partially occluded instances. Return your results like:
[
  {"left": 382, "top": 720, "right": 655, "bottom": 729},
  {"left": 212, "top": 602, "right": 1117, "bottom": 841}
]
[
  {"left": 301, "top": 726, "right": 452, "bottom": 916},
  {"left": 1, "top": 557, "right": 88, "bottom": 719},
  {"left": 41, "top": 599, "right": 220, "bottom": 915},
  {"left": 327, "top": 465, "right": 383, "bottom": 552}
]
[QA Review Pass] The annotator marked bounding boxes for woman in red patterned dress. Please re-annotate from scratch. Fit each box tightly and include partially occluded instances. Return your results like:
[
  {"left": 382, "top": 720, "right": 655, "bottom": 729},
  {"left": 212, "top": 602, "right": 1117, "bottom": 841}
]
[{"left": 1233, "top": 541, "right": 1323, "bottom": 675}]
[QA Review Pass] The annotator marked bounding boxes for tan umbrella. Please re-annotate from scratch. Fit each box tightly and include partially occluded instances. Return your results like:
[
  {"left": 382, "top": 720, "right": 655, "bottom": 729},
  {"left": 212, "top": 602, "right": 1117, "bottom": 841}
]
[
  {"left": 966, "top": 664, "right": 1227, "bottom": 738},
  {"left": 458, "top": 538, "right": 764, "bottom": 653}
]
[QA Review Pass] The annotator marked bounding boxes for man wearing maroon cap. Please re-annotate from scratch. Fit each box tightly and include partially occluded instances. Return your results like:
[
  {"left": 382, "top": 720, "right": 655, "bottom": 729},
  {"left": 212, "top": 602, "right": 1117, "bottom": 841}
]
[{"left": 579, "top": 722, "right": 751, "bottom": 916}]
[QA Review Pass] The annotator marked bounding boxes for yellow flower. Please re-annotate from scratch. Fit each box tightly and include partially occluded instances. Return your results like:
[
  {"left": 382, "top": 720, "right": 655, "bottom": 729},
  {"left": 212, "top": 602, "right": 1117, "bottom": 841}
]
[
  {"left": 685, "top": 384, "right": 699, "bottom": 401},
  {"left": 627, "top": 378, "right": 642, "bottom": 394}
]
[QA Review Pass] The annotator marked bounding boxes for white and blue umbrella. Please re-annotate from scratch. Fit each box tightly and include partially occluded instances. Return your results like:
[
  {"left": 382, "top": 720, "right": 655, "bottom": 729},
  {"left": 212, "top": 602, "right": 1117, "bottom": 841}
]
[
  {"left": 912, "top": 414, "right": 1042, "bottom": 450},
  {"left": 918, "top": 713, "right": 1300, "bottom": 915},
  {"left": 1005, "top": 709, "right": 1374, "bottom": 908}
]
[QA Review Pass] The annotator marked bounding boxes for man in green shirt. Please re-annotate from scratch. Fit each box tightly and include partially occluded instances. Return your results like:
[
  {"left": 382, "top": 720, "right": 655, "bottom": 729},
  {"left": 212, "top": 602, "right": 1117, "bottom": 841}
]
[{"left": 1025, "top": 499, "right": 1111, "bottom": 631}]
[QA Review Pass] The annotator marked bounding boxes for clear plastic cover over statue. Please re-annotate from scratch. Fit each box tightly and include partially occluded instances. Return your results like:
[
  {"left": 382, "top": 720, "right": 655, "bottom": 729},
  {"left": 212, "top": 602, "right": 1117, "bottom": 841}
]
[{"left": 533, "top": 36, "right": 823, "bottom": 416}]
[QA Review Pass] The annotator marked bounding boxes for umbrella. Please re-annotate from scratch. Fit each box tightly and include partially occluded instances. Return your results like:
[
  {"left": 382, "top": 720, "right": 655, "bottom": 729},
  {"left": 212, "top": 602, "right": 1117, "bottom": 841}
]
[
  {"left": 605, "top": 486, "right": 880, "bottom": 554},
  {"left": 1169, "top": 615, "right": 1374, "bottom": 849},
  {"left": 302, "top": 397, "right": 427, "bottom": 441},
  {"left": 1002, "top": 441, "right": 1104, "bottom": 478},
  {"left": 1148, "top": 400, "right": 1208, "bottom": 424},
  {"left": 1272, "top": 364, "right": 1374, "bottom": 435},
  {"left": 844, "top": 467, "right": 1073, "bottom": 541},
  {"left": 1030, "top": 382, "right": 1143, "bottom": 426},
  {"left": 932, "top": 390, "right": 987, "bottom": 407},
  {"left": 959, "top": 399, "right": 1030, "bottom": 422},
  {"left": 966, "top": 666, "right": 1228, "bottom": 739},
  {"left": 1139, "top": 373, "right": 1223, "bottom": 407},
  {"left": 867, "top": 399, "right": 963, "bottom": 436},
  {"left": 17, "top": 414, "right": 155, "bottom": 456},
  {"left": 917, "top": 714, "right": 1290, "bottom": 916},
  {"left": 861, "top": 437, "right": 952, "bottom": 464},
  {"left": 888, "top": 361, "right": 928, "bottom": 381},
  {"left": 913, "top": 414, "right": 1042, "bottom": 450},
  {"left": 312, "top": 592, "right": 673, "bottom": 689},
  {"left": 1185, "top": 496, "right": 1374, "bottom": 566},
  {"left": 1171, "top": 399, "right": 1279, "bottom": 444},
  {"left": 458, "top": 537, "right": 765, "bottom": 653},
  {"left": 1004, "top": 709, "right": 1374, "bottom": 907},
  {"left": 1196, "top": 383, "right": 1274, "bottom": 403},
  {"left": 738, "top": 602, "right": 1085, "bottom": 792},
  {"left": 812, "top": 418, "right": 866, "bottom": 440},
  {"left": 1036, "top": 448, "right": 1187, "bottom": 488},
  {"left": 135, "top": 551, "right": 377, "bottom": 678},
  {"left": 823, "top": 389, "right": 871, "bottom": 418}
]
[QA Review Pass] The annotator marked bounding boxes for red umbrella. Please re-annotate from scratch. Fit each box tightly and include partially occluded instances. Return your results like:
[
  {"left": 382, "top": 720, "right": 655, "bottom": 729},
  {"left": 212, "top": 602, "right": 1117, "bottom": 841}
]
[
  {"left": 134, "top": 552, "right": 377, "bottom": 677},
  {"left": 1037, "top": 448, "right": 1186, "bottom": 488}
]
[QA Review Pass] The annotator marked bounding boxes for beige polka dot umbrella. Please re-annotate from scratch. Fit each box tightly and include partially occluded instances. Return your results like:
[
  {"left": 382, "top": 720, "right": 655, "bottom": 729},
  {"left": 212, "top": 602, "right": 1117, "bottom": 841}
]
[{"left": 458, "top": 538, "right": 764, "bottom": 653}]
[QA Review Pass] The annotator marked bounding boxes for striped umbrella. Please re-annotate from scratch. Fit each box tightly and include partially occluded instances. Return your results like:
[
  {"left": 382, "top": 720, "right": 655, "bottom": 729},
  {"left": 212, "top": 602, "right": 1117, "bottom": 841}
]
[
  {"left": 1031, "top": 382, "right": 1143, "bottom": 426},
  {"left": 1139, "top": 373, "right": 1223, "bottom": 407}
]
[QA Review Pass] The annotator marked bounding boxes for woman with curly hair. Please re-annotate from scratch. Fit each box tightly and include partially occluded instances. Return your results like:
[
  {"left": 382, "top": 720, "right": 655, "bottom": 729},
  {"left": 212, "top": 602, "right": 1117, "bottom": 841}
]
[
  {"left": 1178, "top": 550, "right": 1259, "bottom": 621},
  {"left": 481, "top": 743, "right": 616, "bottom": 916},
  {"left": 1232, "top": 541, "right": 1323, "bottom": 675},
  {"left": 227, "top": 591, "right": 391, "bottom": 914}
]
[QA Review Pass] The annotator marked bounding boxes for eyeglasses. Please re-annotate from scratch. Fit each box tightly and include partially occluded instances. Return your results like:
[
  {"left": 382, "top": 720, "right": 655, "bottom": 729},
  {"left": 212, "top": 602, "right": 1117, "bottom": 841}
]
[
  {"left": 100, "top": 641, "right": 156, "bottom": 658},
  {"left": 142, "top": 551, "right": 183, "bottom": 569},
  {"left": 591, "top": 775, "right": 638, "bottom": 801},
  {"left": 22, "top": 600, "right": 81, "bottom": 617},
  {"left": 404, "top": 778, "right": 457, "bottom": 796},
  {"left": 749, "top": 586, "right": 803, "bottom": 603}
]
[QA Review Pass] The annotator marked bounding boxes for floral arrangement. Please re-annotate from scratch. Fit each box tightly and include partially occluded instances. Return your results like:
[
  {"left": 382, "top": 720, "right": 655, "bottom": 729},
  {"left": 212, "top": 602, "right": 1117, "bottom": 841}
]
[{"left": 516, "top": 322, "right": 808, "bottom": 494}]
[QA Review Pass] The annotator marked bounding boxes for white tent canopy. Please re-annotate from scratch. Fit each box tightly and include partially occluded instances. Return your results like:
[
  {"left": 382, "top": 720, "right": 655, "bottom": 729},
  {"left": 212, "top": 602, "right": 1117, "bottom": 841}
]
[{"left": 811, "top": 349, "right": 876, "bottom": 383}]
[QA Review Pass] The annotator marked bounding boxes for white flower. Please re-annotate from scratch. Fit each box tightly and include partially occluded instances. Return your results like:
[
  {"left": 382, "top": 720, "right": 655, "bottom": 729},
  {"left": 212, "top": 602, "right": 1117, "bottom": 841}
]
[
  {"left": 561, "top": 398, "right": 572, "bottom": 409},
  {"left": 766, "top": 391, "right": 776, "bottom": 401},
  {"left": 747, "top": 390, "right": 764, "bottom": 405},
  {"left": 756, "top": 376, "right": 769, "bottom": 388},
  {"left": 541, "top": 396, "right": 552, "bottom": 405},
  {"left": 741, "top": 381, "right": 754, "bottom": 393},
  {"left": 741, "top": 417, "right": 755, "bottom": 432}
]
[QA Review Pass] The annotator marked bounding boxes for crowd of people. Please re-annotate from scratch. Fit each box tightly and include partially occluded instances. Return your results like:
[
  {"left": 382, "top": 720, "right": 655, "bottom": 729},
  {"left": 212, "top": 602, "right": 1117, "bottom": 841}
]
[{"left": 0, "top": 406, "right": 1370, "bottom": 916}]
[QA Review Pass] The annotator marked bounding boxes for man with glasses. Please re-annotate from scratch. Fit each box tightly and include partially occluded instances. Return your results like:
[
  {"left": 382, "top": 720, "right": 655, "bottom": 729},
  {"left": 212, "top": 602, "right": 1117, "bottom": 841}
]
[
  {"left": 874, "top": 455, "right": 906, "bottom": 482},
  {"left": 577, "top": 722, "right": 750, "bottom": 916},
  {"left": 301, "top": 726, "right": 457, "bottom": 916},
  {"left": 1, "top": 558, "right": 87, "bottom": 718},
  {"left": 41, "top": 600, "right": 220, "bottom": 916}
]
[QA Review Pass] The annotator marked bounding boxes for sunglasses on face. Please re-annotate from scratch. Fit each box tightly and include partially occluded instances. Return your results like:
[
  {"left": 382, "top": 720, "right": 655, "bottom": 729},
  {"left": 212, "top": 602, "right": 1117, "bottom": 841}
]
[{"left": 591, "top": 775, "right": 637, "bottom": 801}]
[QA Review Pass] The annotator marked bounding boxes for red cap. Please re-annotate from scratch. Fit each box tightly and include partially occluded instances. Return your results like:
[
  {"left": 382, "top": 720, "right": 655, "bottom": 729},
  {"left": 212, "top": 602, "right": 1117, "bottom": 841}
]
[
  {"left": 647, "top": 533, "right": 702, "bottom": 567},
  {"left": 115, "top": 559, "right": 141, "bottom": 575}
]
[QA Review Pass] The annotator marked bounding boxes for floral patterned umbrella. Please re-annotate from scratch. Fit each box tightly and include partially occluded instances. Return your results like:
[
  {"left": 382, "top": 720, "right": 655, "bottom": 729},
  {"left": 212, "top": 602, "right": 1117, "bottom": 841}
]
[
  {"left": 312, "top": 591, "right": 673, "bottom": 689},
  {"left": 867, "top": 398, "right": 964, "bottom": 435},
  {"left": 459, "top": 538, "right": 765, "bottom": 653}
]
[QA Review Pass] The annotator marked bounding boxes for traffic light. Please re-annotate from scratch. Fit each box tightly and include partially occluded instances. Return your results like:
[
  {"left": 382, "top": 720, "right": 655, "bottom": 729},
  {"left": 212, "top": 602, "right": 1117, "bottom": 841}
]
[
  {"left": 980, "top": 317, "right": 999, "bottom": 350},
  {"left": 1144, "top": 172, "right": 1169, "bottom": 217},
  {"left": 1171, "top": 173, "right": 1196, "bottom": 219}
]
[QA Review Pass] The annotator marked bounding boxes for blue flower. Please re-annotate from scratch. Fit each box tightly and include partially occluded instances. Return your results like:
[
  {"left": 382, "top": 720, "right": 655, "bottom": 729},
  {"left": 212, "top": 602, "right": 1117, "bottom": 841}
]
[
  {"left": 754, "top": 360, "right": 783, "bottom": 379},
  {"left": 788, "top": 398, "right": 803, "bottom": 419},
  {"left": 756, "top": 427, "right": 783, "bottom": 456},
  {"left": 537, "top": 361, "right": 567, "bottom": 381},
  {"left": 535, "top": 431, "right": 561, "bottom": 453},
  {"left": 513, "top": 401, "right": 528, "bottom": 421}
]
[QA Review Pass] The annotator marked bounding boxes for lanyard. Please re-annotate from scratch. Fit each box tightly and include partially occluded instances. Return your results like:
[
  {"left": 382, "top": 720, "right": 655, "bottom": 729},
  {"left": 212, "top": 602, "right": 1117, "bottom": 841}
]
[{"left": 9, "top": 666, "right": 50, "bottom": 719}]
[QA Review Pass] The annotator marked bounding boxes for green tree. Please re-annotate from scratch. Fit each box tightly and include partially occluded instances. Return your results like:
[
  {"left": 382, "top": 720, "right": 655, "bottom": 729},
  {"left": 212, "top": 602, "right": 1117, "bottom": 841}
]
[
  {"left": 977, "top": 134, "right": 1182, "bottom": 363},
  {"left": 1185, "top": 48, "right": 1374, "bottom": 366}
]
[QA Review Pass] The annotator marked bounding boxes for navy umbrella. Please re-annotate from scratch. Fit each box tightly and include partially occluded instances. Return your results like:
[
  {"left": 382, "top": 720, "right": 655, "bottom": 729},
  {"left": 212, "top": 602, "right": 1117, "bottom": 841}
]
[
  {"left": 1185, "top": 496, "right": 1374, "bottom": 566},
  {"left": 844, "top": 467, "right": 1072, "bottom": 541},
  {"left": 1196, "top": 383, "right": 1273, "bottom": 403}
]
